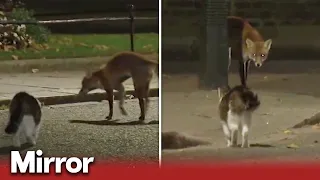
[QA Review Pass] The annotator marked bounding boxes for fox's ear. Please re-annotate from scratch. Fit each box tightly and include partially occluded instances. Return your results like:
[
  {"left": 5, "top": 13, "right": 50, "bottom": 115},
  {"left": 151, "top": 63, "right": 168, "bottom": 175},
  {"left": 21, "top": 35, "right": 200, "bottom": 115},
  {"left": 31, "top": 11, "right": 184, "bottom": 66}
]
[
  {"left": 245, "top": 39, "right": 254, "bottom": 48},
  {"left": 264, "top": 39, "right": 272, "bottom": 50}
]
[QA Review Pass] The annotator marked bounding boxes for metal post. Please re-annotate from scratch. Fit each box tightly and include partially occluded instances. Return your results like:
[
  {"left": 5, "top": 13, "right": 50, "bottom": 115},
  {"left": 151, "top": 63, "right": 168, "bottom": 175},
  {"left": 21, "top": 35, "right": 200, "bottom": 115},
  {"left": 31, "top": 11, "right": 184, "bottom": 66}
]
[
  {"left": 198, "top": 0, "right": 229, "bottom": 89},
  {"left": 128, "top": 4, "right": 135, "bottom": 52}
]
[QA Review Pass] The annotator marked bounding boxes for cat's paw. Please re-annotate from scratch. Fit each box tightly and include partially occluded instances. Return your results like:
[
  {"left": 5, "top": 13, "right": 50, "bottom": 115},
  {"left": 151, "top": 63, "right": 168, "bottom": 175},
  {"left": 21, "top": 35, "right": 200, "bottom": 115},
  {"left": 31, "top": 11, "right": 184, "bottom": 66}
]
[
  {"left": 12, "top": 141, "right": 21, "bottom": 148},
  {"left": 27, "top": 137, "right": 37, "bottom": 146},
  {"left": 29, "top": 140, "right": 36, "bottom": 146},
  {"left": 241, "top": 143, "right": 250, "bottom": 148}
]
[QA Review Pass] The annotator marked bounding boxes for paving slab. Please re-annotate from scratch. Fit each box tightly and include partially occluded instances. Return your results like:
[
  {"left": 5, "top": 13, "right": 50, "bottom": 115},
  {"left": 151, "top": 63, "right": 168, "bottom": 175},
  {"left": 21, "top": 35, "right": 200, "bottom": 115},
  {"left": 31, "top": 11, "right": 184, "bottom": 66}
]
[
  {"left": 0, "top": 71, "right": 159, "bottom": 104},
  {"left": 161, "top": 73, "right": 320, "bottom": 163}
]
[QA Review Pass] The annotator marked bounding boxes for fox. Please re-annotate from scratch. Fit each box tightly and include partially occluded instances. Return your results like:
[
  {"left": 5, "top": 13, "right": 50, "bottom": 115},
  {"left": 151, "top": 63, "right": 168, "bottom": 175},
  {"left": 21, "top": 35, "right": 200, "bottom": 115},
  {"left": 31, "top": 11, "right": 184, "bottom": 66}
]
[
  {"left": 218, "top": 85, "right": 260, "bottom": 148},
  {"left": 4, "top": 91, "right": 42, "bottom": 148},
  {"left": 78, "top": 51, "right": 158, "bottom": 122},
  {"left": 228, "top": 16, "right": 273, "bottom": 86}
]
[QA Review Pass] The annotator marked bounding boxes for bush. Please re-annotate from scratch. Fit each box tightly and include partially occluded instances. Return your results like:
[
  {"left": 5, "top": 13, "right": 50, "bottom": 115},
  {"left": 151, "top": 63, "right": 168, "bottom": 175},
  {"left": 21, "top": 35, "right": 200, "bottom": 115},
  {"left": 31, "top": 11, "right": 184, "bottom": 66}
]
[
  {"left": 0, "top": 7, "right": 50, "bottom": 51},
  {"left": 0, "top": 11, "right": 31, "bottom": 50},
  {"left": 8, "top": 8, "right": 50, "bottom": 44}
]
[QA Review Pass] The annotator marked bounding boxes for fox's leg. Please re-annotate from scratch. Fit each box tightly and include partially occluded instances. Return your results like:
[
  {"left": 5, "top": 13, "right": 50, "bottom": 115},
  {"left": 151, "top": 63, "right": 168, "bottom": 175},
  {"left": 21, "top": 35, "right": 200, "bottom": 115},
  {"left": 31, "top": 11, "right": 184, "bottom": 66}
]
[
  {"left": 132, "top": 70, "right": 151, "bottom": 122},
  {"left": 144, "top": 78, "right": 152, "bottom": 115},
  {"left": 132, "top": 80, "right": 146, "bottom": 121},
  {"left": 115, "top": 83, "right": 128, "bottom": 116},
  {"left": 244, "top": 60, "right": 251, "bottom": 83},
  {"left": 105, "top": 88, "right": 114, "bottom": 120},
  {"left": 221, "top": 121, "right": 231, "bottom": 147},
  {"left": 131, "top": 77, "right": 145, "bottom": 121},
  {"left": 135, "top": 87, "right": 145, "bottom": 122},
  {"left": 238, "top": 59, "right": 246, "bottom": 86},
  {"left": 228, "top": 47, "right": 232, "bottom": 71}
]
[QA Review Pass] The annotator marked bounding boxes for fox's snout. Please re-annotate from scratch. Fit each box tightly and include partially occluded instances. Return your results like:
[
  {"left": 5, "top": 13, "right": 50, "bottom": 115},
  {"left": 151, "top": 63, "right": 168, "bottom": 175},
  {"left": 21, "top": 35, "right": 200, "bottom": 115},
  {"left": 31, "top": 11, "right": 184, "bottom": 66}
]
[{"left": 255, "top": 63, "right": 262, "bottom": 67}]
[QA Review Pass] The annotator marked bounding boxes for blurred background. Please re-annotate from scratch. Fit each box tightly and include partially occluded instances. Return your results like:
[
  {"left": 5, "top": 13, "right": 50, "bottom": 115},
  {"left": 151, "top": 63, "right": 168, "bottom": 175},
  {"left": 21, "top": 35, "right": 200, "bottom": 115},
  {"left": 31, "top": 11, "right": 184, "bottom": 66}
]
[
  {"left": 0, "top": 0, "right": 159, "bottom": 34},
  {"left": 0, "top": 0, "right": 159, "bottom": 60},
  {"left": 162, "top": 0, "right": 320, "bottom": 63}
]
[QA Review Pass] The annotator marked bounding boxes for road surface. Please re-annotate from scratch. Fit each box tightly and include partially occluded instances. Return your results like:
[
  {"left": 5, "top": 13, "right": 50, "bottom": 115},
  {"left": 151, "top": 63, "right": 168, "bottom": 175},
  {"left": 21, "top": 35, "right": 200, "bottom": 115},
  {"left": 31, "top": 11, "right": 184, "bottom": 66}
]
[
  {"left": 0, "top": 97, "right": 159, "bottom": 164},
  {"left": 162, "top": 73, "right": 320, "bottom": 164}
]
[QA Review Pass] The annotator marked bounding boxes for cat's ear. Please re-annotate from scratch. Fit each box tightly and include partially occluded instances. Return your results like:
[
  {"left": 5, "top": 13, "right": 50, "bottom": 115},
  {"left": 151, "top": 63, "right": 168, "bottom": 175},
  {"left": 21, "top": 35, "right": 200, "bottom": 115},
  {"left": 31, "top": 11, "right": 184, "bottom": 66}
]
[
  {"left": 85, "top": 69, "right": 92, "bottom": 78},
  {"left": 218, "top": 85, "right": 230, "bottom": 100}
]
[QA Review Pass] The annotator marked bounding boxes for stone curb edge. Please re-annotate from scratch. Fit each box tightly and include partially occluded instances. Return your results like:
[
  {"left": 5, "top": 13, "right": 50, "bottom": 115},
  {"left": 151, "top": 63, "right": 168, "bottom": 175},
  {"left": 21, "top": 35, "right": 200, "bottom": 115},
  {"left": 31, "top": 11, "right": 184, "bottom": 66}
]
[
  {"left": 0, "top": 88, "right": 159, "bottom": 107},
  {"left": 0, "top": 54, "right": 158, "bottom": 73}
]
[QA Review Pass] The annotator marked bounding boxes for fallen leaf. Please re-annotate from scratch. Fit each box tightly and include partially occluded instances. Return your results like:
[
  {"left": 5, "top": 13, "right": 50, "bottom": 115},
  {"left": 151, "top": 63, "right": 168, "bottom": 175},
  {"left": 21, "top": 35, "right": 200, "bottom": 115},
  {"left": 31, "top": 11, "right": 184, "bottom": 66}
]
[
  {"left": 312, "top": 124, "right": 320, "bottom": 130},
  {"left": 283, "top": 130, "right": 293, "bottom": 134},
  {"left": 31, "top": 69, "right": 39, "bottom": 73},
  {"left": 62, "top": 37, "right": 72, "bottom": 42},
  {"left": 286, "top": 143, "right": 299, "bottom": 149},
  {"left": 57, "top": 40, "right": 64, "bottom": 44},
  {"left": 77, "top": 43, "right": 89, "bottom": 47},
  {"left": 92, "top": 44, "right": 109, "bottom": 50},
  {"left": 42, "top": 44, "right": 50, "bottom": 50},
  {"left": 11, "top": 55, "right": 18, "bottom": 60},
  {"left": 3, "top": 45, "right": 16, "bottom": 51}
]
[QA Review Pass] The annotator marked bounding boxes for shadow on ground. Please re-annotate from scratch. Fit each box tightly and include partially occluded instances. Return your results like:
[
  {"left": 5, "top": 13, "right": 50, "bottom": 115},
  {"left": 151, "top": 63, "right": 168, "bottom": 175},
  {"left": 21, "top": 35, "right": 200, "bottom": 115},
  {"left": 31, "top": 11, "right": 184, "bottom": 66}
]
[
  {"left": 69, "top": 119, "right": 159, "bottom": 126},
  {"left": 247, "top": 143, "right": 275, "bottom": 148},
  {"left": 0, "top": 143, "right": 33, "bottom": 155}
]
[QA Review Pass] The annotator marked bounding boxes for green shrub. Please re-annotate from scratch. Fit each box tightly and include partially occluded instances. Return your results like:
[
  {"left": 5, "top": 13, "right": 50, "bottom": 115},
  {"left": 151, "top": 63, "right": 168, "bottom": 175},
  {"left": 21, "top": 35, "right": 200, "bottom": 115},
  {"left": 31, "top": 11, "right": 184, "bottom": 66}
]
[{"left": 8, "top": 8, "right": 50, "bottom": 44}]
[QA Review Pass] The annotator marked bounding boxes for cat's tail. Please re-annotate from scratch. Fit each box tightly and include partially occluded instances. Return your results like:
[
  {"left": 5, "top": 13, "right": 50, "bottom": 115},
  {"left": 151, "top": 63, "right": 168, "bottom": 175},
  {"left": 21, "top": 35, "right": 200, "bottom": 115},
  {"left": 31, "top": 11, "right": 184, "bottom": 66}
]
[
  {"left": 217, "top": 85, "right": 231, "bottom": 102},
  {"left": 162, "top": 131, "right": 211, "bottom": 150},
  {"left": 5, "top": 99, "right": 23, "bottom": 134}
]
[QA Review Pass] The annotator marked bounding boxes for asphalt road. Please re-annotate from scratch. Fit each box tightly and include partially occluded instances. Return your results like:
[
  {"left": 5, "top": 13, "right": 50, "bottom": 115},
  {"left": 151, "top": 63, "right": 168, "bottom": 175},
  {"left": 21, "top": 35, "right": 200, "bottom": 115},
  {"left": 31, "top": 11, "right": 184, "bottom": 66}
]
[{"left": 0, "top": 97, "right": 159, "bottom": 164}]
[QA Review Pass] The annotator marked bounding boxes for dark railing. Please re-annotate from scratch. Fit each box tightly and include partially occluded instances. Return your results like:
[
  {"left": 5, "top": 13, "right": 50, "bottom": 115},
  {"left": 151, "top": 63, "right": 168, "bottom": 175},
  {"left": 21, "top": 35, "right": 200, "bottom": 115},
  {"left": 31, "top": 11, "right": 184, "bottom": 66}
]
[{"left": 0, "top": 4, "right": 158, "bottom": 51}]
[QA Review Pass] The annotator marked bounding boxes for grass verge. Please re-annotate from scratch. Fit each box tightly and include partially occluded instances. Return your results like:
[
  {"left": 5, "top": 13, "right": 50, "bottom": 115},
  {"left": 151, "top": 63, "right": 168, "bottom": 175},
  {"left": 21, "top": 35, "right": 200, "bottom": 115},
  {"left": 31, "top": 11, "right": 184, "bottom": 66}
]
[{"left": 0, "top": 33, "right": 158, "bottom": 60}]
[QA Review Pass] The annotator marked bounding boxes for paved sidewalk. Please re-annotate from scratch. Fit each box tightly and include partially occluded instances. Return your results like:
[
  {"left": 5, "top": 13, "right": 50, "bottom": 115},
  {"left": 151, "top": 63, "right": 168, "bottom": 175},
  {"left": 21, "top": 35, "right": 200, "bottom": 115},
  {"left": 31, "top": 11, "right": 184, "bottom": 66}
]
[
  {"left": 0, "top": 71, "right": 159, "bottom": 101},
  {"left": 162, "top": 73, "right": 320, "bottom": 162}
]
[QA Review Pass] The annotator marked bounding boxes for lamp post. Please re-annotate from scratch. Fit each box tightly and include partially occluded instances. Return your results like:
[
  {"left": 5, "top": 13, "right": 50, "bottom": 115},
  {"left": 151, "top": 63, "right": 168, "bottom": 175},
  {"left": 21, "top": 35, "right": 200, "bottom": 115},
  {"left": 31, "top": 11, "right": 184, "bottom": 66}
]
[{"left": 198, "top": 0, "right": 229, "bottom": 89}]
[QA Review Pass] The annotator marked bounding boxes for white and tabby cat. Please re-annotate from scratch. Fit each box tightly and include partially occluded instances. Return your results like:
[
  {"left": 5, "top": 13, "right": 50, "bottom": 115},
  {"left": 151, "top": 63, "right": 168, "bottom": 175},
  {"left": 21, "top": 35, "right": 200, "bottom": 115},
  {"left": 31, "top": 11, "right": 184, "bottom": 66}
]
[
  {"left": 218, "top": 85, "right": 260, "bottom": 148},
  {"left": 4, "top": 91, "right": 42, "bottom": 148}
]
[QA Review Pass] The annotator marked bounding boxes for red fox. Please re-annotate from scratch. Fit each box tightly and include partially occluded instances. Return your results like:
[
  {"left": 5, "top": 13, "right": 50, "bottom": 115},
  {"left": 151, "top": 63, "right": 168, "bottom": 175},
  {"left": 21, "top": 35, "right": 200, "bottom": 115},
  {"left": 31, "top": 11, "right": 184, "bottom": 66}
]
[
  {"left": 228, "top": 16, "right": 272, "bottom": 86},
  {"left": 78, "top": 51, "right": 158, "bottom": 122}
]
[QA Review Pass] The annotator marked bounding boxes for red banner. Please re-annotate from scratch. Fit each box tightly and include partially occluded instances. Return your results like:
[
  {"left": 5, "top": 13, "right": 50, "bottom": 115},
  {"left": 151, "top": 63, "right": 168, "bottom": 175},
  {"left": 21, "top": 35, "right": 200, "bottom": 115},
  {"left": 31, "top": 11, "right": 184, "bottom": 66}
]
[{"left": 1, "top": 161, "right": 320, "bottom": 180}]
